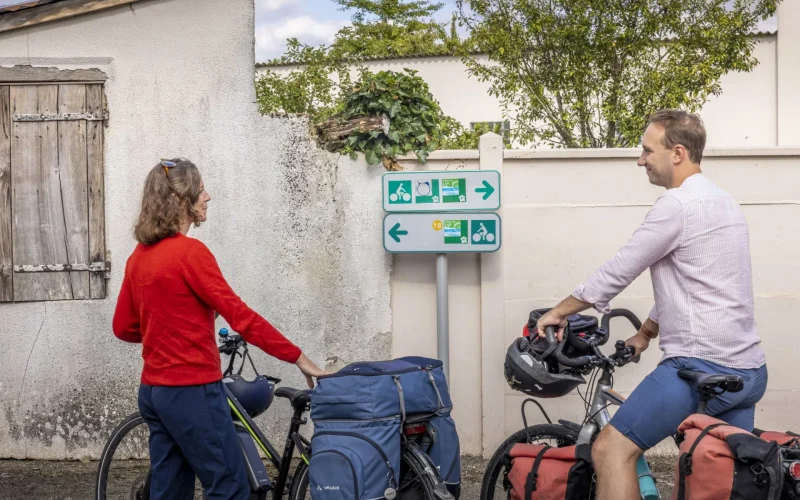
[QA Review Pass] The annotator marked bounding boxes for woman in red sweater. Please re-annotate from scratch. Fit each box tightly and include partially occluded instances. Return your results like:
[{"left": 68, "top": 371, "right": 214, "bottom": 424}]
[{"left": 113, "top": 157, "right": 327, "bottom": 499}]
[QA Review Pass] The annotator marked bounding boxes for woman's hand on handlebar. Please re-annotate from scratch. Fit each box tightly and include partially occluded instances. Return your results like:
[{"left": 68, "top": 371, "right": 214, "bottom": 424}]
[
  {"left": 295, "top": 354, "right": 332, "bottom": 389},
  {"left": 536, "top": 309, "right": 569, "bottom": 341}
]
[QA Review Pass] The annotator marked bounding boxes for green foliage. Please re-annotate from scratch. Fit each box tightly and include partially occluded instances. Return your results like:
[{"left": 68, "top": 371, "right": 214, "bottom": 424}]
[
  {"left": 439, "top": 119, "right": 512, "bottom": 149},
  {"left": 338, "top": 69, "right": 451, "bottom": 165},
  {"left": 331, "top": 0, "right": 463, "bottom": 58},
  {"left": 255, "top": 40, "right": 355, "bottom": 122},
  {"left": 255, "top": 0, "right": 471, "bottom": 119},
  {"left": 458, "top": 0, "right": 780, "bottom": 148}
]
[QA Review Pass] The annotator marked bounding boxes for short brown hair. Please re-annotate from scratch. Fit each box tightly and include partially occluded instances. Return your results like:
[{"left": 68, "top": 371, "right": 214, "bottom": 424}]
[
  {"left": 647, "top": 109, "right": 706, "bottom": 164},
  {"left": 134, "top": 158, "right": 204, "bottom": 245}
]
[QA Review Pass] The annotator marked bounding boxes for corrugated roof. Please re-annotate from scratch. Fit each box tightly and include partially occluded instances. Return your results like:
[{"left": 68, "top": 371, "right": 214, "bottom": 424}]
[{"left": 256, "top": 30, "right": 778, "bottom": 69}]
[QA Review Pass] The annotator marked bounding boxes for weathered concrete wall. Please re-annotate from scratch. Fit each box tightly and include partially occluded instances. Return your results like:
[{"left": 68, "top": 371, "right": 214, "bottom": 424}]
[{"left": 0, "top": 0, "right": 391, "bottom": 459}]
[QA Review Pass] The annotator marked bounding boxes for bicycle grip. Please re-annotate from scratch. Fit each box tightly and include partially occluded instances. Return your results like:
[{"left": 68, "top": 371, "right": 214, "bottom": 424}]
[{"left": 545, "top": 325, "right": 557, "bottom": 344}]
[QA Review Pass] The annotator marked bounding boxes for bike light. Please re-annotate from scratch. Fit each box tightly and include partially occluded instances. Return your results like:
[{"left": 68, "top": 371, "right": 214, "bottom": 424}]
[{"left": 789, "top": 462, "right": 800, "bottom": 480}]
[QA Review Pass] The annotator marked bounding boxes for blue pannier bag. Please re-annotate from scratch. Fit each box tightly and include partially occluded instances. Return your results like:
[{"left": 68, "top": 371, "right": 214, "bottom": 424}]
[{"left": 308, "top": 356, "right": 461, "bottom": 499}]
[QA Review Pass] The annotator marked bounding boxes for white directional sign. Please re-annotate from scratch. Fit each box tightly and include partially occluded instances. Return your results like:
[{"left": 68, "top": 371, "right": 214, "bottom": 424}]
[
  {"left": 382, "top": 170, "right": 500, "bottom": 212},
  {"left": 383, "top": 213, "right": 502, "bottom": 253}
]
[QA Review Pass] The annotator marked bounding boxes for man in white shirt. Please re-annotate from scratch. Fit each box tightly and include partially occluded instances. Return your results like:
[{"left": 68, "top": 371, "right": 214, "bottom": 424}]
[{"left": 535, "top": 110, "right": 768, "bottom": 500}]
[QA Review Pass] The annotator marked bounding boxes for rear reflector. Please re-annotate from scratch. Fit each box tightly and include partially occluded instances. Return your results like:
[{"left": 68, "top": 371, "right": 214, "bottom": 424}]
[
  {"left": 789, "top": 462, "right": 800, "bottom": 480},
  {"left": 403, "top": 424, "right": 426, "bottom": 436}
]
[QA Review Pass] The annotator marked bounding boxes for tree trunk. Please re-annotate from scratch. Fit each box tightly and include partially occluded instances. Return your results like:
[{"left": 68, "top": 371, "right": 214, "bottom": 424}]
[{"left": 315, "top": 114, "right": 390, "bottom": 145}]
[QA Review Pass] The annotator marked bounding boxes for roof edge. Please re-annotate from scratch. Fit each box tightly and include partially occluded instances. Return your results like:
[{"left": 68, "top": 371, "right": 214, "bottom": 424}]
[{"left": 0, "top": 0, "right": 148, "bottom": 35}]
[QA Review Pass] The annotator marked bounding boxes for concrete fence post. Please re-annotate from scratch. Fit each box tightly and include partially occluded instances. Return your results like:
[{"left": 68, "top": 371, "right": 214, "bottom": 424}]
[
  {"left": 778, "top": 1, "right": 800, "bottom": 146},
  {"left": 479, "top": 133, "right": 507, "bottom": 458}
]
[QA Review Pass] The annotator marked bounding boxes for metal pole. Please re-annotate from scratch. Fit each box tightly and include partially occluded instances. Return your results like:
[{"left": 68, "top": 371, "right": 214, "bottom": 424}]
[{"left": 436, "top": 253, "right": 449, "bottom": 380}]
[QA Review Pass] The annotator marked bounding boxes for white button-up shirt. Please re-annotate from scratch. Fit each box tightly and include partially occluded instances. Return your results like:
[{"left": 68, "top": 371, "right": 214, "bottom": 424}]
[{"left": 573, "top": 173, "right": 766, "bottom": 369}]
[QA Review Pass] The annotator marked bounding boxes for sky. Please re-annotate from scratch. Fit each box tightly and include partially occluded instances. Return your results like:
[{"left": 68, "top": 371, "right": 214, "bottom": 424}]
[
  {"left": 254, "top": 0, "right": 462, "bottom": 62},
  {"left": 0, "top": 0, "right": 778, "bottom": 63},
  {"left": 254, "top": 0, "right": 777, "bottom": 63}
]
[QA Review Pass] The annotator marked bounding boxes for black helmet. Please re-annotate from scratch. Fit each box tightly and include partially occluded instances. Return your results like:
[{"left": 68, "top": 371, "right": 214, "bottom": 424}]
[
  {"left": 223, "top": 374, "right": 275, "bottom": 418},
  {"left": 504, "top": 336, "right": 586, "bottom": 398}
]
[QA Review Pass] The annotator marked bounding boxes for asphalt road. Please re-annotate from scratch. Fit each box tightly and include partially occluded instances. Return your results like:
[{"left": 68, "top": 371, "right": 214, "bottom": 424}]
[{"left": 0, "top": 455, "right": 676, "bottom": 499}]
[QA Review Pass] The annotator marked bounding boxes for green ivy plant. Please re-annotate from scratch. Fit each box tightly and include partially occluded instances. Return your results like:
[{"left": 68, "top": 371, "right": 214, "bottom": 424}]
[{"left": 338, "top": 69, "right": 452, "bottom": 167}]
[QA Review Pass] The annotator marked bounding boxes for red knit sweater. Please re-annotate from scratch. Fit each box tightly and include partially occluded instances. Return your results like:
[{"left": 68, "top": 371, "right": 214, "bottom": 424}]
[{"left": 112, "top": 233, "right": 302, "bottom": 386}]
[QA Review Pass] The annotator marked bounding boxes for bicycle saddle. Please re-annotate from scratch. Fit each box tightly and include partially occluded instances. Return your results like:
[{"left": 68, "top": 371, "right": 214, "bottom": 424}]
[
  {"left": 275, "top": 387, "right": 312, "bottom": 408},
  {"left": 678, "top": 369, "right": 744, "bottom": 396}
]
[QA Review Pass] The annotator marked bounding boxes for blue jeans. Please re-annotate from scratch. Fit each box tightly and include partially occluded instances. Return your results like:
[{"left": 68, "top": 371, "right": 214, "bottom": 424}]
[
  {"left": 138, "top": 382, "right": 250, "bottom": 500},
  {"left": 609, "top": 356, "right": 768, "bottom": 450}
]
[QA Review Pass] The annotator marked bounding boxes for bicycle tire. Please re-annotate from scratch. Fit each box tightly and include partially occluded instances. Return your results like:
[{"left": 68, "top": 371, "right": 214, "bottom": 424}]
[
  {"left": 479, "top": 424, "right": 580, "bottom": 500},
  {"left": 287, "top": 462, "right": 309, "bottom": 500},
  {"left": 95, "top": 411, "right": 150, "bottom": 500},
  {"left": 289, "top": 447, "right": 451, "bottom": 500}
]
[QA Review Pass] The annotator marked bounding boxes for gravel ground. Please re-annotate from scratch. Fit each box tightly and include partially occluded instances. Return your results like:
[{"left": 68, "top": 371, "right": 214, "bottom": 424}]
[{"left": 1, "top": 456, "right": 675, "bottom": 499}]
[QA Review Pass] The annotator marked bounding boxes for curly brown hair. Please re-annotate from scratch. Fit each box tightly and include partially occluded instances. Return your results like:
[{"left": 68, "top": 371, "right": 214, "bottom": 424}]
[{"left": 134, "top": 158, "right": 204, "bottom": 245}]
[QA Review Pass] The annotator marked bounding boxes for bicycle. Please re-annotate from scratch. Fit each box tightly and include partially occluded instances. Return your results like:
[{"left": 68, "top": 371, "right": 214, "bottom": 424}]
[
  {"left": 480, "top": 308, "right": 745, "bottom": 500},
  {"left": 96, "top": 328, "right": 454, "bottom": 499}
]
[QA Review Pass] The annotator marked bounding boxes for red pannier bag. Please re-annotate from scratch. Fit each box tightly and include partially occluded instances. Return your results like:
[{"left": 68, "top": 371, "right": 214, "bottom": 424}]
[
  {"left": 754, "top": 428, "right": 800, "bottom": 500},
  {"left": 506, "top": 443, "right": 593, "bottom": 500},
  {"left": 672, "top": 414, "right": 783, "bottom": 500},
  {"left": 754, "top": 428, "right": 800, "bottom": 447}
]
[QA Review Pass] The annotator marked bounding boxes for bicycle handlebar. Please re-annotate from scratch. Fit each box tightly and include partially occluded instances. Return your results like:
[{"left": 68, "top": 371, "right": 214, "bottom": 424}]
[
  {"left": 543, "top": 308, "right": 642, "bottom": 368},
  {"left": 600, "top": 308, "right": 642, "bottom": 332}
]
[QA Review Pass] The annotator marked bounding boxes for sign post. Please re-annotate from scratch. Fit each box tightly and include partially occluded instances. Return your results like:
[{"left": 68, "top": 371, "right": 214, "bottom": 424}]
[{"left": 382, "top": 170, "right": 501, "bottom": 380}]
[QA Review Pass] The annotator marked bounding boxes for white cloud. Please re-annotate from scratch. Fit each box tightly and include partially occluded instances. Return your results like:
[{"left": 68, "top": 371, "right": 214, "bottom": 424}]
[
  {"left": 255, "top": 0, "right": 298, "bottom": 18},
  {"left": 255, "top": 16, "right": 348, "bottom": 62}
]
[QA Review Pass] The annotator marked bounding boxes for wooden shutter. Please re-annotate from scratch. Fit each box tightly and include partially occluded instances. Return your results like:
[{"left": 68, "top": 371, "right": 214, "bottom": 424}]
[
  {"left": 2, "top": 83, "right": 107, "bottom": 302},
  {"left": 0, "top": 86, "right": 11, "bottom": 301}
]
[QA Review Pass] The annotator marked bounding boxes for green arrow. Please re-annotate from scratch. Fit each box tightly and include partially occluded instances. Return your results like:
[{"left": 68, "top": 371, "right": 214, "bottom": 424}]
[
  {"left": 475, "top": 180, "right": 495, "bottom": 200},
  {"left": 389, "top": 223, "right": 408, "bottom": 243}
]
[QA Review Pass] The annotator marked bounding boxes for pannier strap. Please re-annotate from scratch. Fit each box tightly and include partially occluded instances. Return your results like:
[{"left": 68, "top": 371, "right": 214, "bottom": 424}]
[
  {"left": 392, "top": 376, "right": 407, "bottom": 428},
  {"left": 525, "top": 445, "right": 550, "bottom": 499},
  {"left": 677, "top": 423, "right": 725, "bottom": 500},
  {"left": 425, "top": 369, "right": 445, "bottom": 409}
]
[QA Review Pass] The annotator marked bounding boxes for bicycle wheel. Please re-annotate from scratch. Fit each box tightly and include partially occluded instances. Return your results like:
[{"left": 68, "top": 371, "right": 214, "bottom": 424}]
[
  {"left": 480, "top": 424, "right": 581, "bottom": 500},
  {"left": 289, "top": 446, "right": 452, "bottom": 500},
  {"left": 95, "top": 411, "right": 204, "bottom": 500}
]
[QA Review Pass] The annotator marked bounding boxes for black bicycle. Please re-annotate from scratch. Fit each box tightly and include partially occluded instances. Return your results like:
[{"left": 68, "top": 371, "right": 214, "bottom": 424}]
[{"left": 95, "top": 328, "right": 453, "bottom": 499}]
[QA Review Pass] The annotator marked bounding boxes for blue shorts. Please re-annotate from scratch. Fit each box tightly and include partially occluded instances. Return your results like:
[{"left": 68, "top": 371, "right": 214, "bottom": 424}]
[{"left": 609, "top": 356, "right": 768, "bottom": 450}]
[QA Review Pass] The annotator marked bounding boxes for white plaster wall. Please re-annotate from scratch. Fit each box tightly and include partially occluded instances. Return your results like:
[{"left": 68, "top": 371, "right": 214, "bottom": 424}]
[
  {"left": 259, "top": 36, "right": 783, "bottom": 147},
  {"left": 0, "top": 0, "right": 392, "bottom": 459}
]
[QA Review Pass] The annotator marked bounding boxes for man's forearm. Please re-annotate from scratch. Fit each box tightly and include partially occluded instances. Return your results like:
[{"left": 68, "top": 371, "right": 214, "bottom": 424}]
[{"left": 552, "top": 295, "right": 593, "bottom": 318}]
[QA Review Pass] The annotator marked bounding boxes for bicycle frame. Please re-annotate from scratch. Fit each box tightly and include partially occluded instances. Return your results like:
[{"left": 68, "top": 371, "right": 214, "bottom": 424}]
[
  {"left": 576, "top": 368, "right": 625, "bottom": 445},
  {"left": 219, "top": 338, "right": 312, "bottom": 498},
  {"left": 570, "top": 366, "right": 660, "bottom": 500}
]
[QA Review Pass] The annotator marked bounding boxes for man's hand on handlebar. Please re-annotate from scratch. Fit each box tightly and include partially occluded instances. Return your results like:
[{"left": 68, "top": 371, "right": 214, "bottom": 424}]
[
  {"left": 625, "top": 331, "right": 651, "bottom": 357},
  {"left": 535, "top": 296, "right": 594, "bottom": 341},
  {"left": 535, "top": 310, "right": 569, "bottom": 341}
]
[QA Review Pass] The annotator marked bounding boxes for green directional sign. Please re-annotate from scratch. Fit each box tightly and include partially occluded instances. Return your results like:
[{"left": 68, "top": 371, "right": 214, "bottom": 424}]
[
  {"left": 383, "top": 213, "right": 502, "bottom": 253},
  {"left": 382, "top": 170, "right": 500, "bottom": 212}
]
